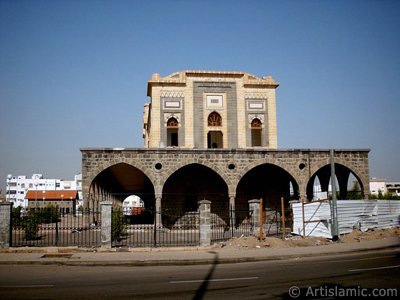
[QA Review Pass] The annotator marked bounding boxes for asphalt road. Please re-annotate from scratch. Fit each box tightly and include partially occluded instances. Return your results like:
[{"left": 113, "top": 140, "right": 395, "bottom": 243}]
[{"left": 0, "top": 249, "right": 399, "bottom": 299}]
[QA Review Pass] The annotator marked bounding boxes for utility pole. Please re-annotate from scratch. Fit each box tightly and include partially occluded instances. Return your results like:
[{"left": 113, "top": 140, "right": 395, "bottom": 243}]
[{"left": 330, "top": 149, "right": 339, "bottom": 241}]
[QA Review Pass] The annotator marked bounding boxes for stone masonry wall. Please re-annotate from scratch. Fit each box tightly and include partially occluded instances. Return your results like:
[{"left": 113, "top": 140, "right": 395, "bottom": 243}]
[{"left": 81, "top": 148, "right": 370, "bottom": 204}]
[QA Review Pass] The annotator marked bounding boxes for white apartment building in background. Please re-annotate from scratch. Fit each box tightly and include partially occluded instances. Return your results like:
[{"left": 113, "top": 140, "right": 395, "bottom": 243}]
[
  {"left": 369, "top": 178, "right": 400, "bottom": 196},
  {"left": 5, "top": 173, "right": 83, "bottom": 210}
]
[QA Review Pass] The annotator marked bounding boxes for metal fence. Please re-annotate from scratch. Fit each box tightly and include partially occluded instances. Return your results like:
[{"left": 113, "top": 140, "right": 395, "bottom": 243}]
[
  {"left": 210, "top": 206, "right": 293, "bottom": 243},
  {"left": 261, "top": 207, "right": 293, "bottom": 238},
  {"left": 11, "top": 208, "right": 101, "bottom": 247},
  {"left": 112, "top": 208, "right": 200, "bottom": 247},
  {"left": 9, "top": 204, "right": 293, "bottom": 248},
  {"left": 211, "top": 206, "right": 254, "bottom": 242}
]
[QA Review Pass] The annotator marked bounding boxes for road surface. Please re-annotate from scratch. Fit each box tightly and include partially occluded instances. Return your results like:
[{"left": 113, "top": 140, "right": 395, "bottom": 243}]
[{"left": 0, "top": 249, "right": 399, "bottom": 299}]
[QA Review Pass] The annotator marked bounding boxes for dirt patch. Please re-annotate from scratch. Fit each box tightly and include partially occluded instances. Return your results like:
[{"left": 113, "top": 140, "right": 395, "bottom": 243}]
[
  {"left": 216, "top": 227, "right": 399, "bottom": 249},
  {"left": 339, "top": 227, "right": 400, "bottom": 243}
]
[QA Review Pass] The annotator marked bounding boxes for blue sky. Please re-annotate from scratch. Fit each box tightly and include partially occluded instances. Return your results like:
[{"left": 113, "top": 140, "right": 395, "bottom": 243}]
[{"left": 1, "top": 0, "right": 399, "bottom": 192}]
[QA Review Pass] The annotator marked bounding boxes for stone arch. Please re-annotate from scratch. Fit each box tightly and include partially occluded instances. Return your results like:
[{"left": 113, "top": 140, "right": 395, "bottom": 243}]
[
  {"left": 236, "top": 161, "right": 300, "bottom": 211},
  {"left": 306, "top": 162, "right": 366, "bottom": 200},
  {"left": 161, "top": 158, "right": 233, "bottom": 194},
  {"left": 88, "top": 162, "right": 156, "bottom": 213},
  {"left": 88, "top": 159, "right": 157, "bottom": 190},
  {"left": 162, "top": 162, "right": 230, "bottom": 225},
  {"left": 239, "top": 158, "right": 300, "bottom": 186}
]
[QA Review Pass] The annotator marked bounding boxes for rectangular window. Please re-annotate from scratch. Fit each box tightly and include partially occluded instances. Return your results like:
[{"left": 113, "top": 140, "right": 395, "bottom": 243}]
[
  {"left": 251, "top": 129, "right": 262, "bottom": 147},
  {"left": 171, "top": 133, "right": 178, "bottom": 146},
  {"left": 168, "top": 129, "right": 178, "bottom": 147}
]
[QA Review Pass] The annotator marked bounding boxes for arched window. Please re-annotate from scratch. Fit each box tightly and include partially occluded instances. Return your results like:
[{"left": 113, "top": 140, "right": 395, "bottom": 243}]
[
  {"left": 167, "top": 117, "right": 178, "bottom": 146},
  {"left": 208, "top": 112, "right": 222, "bottom": 126},
  {"left": 167, "top": 117, "right": 178, "bottom": 128},
  {"left": 251, "top": 118, "right": 262, "bottom": 129},
  {"left": 251, "top": 118, "right": 262, "bottom": 147}
]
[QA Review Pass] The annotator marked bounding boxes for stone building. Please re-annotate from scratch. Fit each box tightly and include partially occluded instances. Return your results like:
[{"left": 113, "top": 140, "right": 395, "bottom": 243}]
[
  {"left": 81, "top": 70, "right": 370, "bottom": 223},
  {"left": 143, "top": 70, "right": 278, "bottom": 149}
]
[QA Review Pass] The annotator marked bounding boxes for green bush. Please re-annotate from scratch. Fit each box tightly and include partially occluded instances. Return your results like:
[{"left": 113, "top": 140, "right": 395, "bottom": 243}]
[
  {"left": 29, "top": 206, "right": 60, "bottom": 224},
  {"left": 368, "top": 192, "right": 400, "bottom": 200},
  {"left": 25, "top": 217, "right": 39, "bottom": 240},
  {"left": 12, "top": 207, "right": 23, "bottom": 225},
  {"left": 112, "top": 208, "right": 127, "bottom": 241}
]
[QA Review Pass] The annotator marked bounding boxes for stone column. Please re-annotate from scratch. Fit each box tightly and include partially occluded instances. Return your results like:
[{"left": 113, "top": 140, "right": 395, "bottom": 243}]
[
  {"left": 198, "top": 200, "right": 211, "bottom": 246},
  {"left": 100, "top": 201, "right": 112, "bottom": 249},
  {"left": 155, "top": 195, "right": 162, "bottom": 227},
  {"left": 0, "top": 202, "right": 12, "bottom": 248},
  {"left": 248, "top": 199, "right": 260, "bottom": 234},
  {"left": 229, "top": 195, "right": 236, "bottom": 228}
]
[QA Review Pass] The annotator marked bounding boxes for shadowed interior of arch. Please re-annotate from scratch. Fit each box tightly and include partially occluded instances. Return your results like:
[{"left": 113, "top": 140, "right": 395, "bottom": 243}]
[
  {"left": 162, "top": 163, "right": 229, "bottom": 225},
  {"left": 236, "top": 163, "right": 299, "bottom": 218},
  {"left": 89, "top": 163, "right": 155, "bottom": 216}
]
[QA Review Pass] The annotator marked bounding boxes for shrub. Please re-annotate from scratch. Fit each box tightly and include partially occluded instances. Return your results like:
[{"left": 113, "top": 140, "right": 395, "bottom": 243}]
[
  {"left": 25, "top": 216, "right": 39, "bottom": 240},
  {"left": 112, "top": 208, "right": 127, "bottom": 241}
]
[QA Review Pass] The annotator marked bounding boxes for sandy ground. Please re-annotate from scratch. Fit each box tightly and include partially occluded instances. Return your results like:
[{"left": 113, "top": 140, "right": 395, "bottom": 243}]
[{"left": 216, "top": 227, "right": 400, "bottom": 249}]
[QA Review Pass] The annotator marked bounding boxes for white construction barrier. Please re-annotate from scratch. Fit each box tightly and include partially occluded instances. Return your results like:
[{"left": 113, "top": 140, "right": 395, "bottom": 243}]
[{"left": 292, "top": 200, "right": 400, "bottom": 238}]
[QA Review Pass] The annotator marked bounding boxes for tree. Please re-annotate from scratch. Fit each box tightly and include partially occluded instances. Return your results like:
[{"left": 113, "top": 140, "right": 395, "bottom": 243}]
[{"left": 347, "top": 181, "right": 363, "bottom": 199}]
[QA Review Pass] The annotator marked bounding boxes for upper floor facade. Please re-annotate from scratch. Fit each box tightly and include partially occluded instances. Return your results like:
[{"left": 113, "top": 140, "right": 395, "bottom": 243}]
[{"left": 143, "top": 70, "right": 279, "bottom": 149}]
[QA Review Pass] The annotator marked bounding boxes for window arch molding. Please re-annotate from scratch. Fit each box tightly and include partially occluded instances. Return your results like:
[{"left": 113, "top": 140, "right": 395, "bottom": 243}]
[
  {"left": 208, "top": 111, "right": 222, "bottom": 127},
  {"left": 251, "top": 118, "right": 262, "bottom": 129},
  {"left": 167, "top": 117, "right": 179, "bottom": 128}
]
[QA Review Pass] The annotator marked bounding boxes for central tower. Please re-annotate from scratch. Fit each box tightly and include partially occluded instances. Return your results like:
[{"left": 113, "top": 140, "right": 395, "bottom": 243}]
[{"left": 143, "top": 70, "right": 279, "bottom": 149}]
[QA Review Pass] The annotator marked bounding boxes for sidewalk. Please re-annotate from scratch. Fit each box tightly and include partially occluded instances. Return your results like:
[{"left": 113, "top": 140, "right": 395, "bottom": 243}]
[{"left": 0, "top": 237, "right": 398, "bottom": 266}]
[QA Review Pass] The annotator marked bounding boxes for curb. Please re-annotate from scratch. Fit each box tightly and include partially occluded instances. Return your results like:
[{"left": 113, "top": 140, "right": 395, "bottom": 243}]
[{"left": 0, "top": 244, "right": 399, "bottom": 267}]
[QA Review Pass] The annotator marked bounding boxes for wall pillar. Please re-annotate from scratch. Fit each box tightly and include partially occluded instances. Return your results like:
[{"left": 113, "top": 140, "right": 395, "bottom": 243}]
[
  {"left": 0, "top": 203, "right": 12, "bottom": 248},
  {"left": 198, "top": 200, "right": 211, "bottom": 246},
  {"left": 229, "top": 195, "right": 236, "bottom": 228},
  {"left": 100, "top": 201, "right": 112, "bottom": 249},
  {"left": 155, "top": 196, "right": 162, "bottom": 227},
  {"left": 248, "top": 199, "right": 260, "bottom": 234}
]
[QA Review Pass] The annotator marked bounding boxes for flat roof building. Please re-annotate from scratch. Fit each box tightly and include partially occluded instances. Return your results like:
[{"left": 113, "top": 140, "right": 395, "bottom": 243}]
[{"left": 143, "top": 70, "right": 279, "bottom": 149}]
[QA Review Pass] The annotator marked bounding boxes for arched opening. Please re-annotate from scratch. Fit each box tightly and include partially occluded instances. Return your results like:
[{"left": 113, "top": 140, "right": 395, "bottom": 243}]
[
  {"left": 236, "top": 163, "right": 299, "bottom": 226},
  {"left": 306, "top": 164, "right": 365, "bottom": 200},
  {"left": 89, "top": 163, "right": 155, "bottom": 222},
  {"left": 251, "top": 118, "right": 262, "bottom": 147},
  {"left": 167, "top": 117, "right": 178, "bottom": 147},
  {"left": 162, "top": 163, "right": 229, "bottom": 225},
  {"left": 207, "top": 111, "right": 222, "bottom": 126},
  {"left": 122, "top": 194, "right": 149, "bottom": 224}
]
